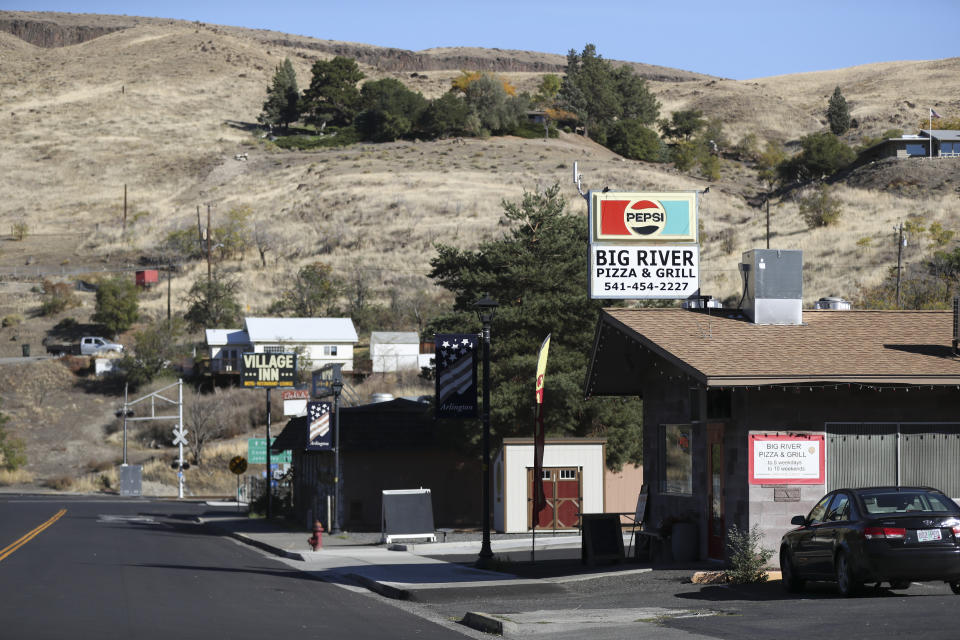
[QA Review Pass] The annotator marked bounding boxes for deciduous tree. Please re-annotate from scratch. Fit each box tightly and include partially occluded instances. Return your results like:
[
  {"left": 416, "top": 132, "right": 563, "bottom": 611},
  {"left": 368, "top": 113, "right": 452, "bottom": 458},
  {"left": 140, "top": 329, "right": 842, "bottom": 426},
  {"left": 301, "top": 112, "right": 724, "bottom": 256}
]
[
  {"left": 184, "top": 271, "right": 241, "bottom": 330},
  {"left": 93, "top": 276, "right": 139, "bottom": 336}
]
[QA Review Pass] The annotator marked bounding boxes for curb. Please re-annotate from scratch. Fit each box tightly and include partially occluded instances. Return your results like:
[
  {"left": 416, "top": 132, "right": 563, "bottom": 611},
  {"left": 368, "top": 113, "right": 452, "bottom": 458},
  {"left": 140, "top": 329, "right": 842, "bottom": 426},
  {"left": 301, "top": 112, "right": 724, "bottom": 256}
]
[
  {"left": 226, "top": 531, "right": 305, "bottom": 561},
  {"left": 349, "top": 574, "right": 411, "bottom": 600},
  {"left": 462, "top": 612, "right": 515, "bottom": 635}
]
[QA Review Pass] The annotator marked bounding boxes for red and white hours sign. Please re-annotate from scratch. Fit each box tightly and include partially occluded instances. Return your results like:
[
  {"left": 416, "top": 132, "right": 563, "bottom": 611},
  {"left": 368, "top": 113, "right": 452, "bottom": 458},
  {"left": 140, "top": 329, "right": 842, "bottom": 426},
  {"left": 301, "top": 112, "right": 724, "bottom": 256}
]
[{"left": 749, "top": 434, "right": 824, "bottom": 485}]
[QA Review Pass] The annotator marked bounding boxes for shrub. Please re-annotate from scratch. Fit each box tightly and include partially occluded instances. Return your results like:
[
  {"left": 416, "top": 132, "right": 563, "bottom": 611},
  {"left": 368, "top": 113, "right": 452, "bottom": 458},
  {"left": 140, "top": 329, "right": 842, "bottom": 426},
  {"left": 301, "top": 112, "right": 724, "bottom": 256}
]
[
  {"left": 1, "top": 314, "right": 22, "bottom": 328},
  {"left": 273, "top": 127, "right": 360, "bottom": 149},
  {"left": 725, "top": 524, "right": 773, "bottom": 584},
  {"left": 606, "top": 119, "right": 661, "bottom": 161},
  {"left": 671, "top": 140, "right": 701, "bottom": 172},
  {"left": 39, "top": 279, "right": 79, "bottom": 316},
  {"left": 778, "top": 132, "right": 855, "bottom": 182},
  {"left": 10, "top": 220, "right": 28, "bottom": 241},
  {"left": 798, "top": 184, "right": 843, "bottom": 228},
  {"left": 0, "top": 400, "right": 27, "bottom": 471}
]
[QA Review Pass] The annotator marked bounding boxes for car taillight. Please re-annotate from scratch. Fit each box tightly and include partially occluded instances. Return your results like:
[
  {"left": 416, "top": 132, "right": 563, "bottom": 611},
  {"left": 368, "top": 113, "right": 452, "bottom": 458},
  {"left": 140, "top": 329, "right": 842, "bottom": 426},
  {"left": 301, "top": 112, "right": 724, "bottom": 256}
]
[
  {"left": 952, "top": 525, "right": 960, "bottom": 538},
  {"left": 864, "top": 526, "right": 906, "bottom": 540}
]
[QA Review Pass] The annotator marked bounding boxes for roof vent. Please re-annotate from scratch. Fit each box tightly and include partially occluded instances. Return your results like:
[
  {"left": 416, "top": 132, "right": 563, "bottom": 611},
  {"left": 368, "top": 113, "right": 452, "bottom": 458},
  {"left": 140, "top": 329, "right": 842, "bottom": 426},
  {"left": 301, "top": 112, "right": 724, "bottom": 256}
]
[
  {"left": 739, "top": 249, "right": 803, "bottom": 325},
  {"left": 683, "top": 295, "right": 722, "bottom": 310},
  {"left": 814, "top": 296, "right": 851, "bottom": 311}
]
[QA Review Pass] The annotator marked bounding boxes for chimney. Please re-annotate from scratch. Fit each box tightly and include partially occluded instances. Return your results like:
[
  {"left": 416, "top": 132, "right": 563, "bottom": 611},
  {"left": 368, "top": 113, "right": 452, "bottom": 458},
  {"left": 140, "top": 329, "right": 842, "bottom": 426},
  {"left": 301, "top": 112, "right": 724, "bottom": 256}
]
[{"left": 739, "top": 249, "right": 803, "bottom": 325}]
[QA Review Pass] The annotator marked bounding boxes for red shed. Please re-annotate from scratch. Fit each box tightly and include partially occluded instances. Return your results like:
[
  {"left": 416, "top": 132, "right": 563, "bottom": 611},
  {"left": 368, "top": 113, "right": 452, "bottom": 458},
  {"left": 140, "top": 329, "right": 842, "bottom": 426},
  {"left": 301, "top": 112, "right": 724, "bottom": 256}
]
[{"left": 135, "top": 269, "right": 159, "bottom": 288}]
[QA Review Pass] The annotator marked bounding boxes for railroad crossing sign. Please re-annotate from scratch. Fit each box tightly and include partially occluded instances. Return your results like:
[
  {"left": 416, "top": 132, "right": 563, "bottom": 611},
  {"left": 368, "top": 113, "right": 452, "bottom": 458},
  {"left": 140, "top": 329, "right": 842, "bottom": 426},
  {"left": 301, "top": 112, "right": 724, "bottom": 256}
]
[
  {"left": 229, "top": 456, "right": 248, "bottom": 475},
  {"left": 172, "top": 427, "right": 188, "bottom": 446}
]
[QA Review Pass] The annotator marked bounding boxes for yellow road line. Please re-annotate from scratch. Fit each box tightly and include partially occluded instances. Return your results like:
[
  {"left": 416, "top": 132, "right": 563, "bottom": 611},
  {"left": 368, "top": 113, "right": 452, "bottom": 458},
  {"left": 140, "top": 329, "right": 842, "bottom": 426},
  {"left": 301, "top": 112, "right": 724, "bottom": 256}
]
[{"left": 0, "top": 508, "right": 67, "bottom": 563}]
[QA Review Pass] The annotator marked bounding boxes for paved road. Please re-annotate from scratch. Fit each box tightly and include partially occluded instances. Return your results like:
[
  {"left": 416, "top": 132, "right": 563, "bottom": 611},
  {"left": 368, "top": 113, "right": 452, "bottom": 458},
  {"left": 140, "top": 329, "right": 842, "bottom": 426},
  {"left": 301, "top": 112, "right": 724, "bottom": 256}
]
[
  {"left": 412, "top": 557, "right": 960, "bottom": 639},
  {"left": 0, "top": 496, "right": 473, "bottom": 640}
]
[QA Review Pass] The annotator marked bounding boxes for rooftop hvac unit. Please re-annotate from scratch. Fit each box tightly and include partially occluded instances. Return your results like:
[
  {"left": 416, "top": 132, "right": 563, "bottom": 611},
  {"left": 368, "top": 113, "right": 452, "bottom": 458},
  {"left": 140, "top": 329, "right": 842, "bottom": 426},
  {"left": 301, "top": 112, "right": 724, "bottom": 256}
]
[
  {"left": 814, "top": 296, "right": 851, "bottom": 311},
  {"left": 739, "top": 249, "right": 803, "bottom": 325}
]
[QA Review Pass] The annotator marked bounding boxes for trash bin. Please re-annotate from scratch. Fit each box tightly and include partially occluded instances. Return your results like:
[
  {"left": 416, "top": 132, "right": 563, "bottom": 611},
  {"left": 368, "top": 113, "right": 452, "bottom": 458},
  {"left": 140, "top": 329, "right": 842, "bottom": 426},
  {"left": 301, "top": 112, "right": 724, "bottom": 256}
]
[{"left": 21, "top": 343, "right": 30, "bottom": 357}]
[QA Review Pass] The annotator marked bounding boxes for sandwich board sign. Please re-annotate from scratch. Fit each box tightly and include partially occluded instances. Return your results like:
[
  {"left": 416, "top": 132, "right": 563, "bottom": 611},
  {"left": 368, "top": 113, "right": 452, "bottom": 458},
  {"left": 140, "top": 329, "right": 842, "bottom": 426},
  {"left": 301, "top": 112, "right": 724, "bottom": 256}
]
[{"left": 381, "top": 489, "right": 436, "bottom": 544}]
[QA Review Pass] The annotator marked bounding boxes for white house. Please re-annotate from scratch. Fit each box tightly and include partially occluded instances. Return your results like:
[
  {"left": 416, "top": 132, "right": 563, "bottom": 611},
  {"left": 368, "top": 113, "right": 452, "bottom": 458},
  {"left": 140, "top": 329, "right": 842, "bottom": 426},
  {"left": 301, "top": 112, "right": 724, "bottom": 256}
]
[
  {"left": 369, "top": 331, "right": 422, "bottom": 373},
  {"left": 205, "top": 317, "right": 359, "bottom": 374}
]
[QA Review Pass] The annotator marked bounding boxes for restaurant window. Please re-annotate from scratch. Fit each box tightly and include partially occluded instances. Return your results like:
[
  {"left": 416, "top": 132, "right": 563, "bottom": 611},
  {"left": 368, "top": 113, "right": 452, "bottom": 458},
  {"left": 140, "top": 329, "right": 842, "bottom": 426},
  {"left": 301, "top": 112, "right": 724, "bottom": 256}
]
[{"left": 660, "top": 424, "right": 693, "bottom": 494}]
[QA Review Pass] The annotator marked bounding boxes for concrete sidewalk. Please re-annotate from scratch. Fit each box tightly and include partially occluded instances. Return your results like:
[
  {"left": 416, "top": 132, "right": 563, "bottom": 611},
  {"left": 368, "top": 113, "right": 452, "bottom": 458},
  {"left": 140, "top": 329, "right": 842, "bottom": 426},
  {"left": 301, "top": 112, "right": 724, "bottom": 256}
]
[
  {"left": 200, "top": 512, "right": 653, "bottom": 600},
  {"left": 199, "top": 511, "right": 737, "bottom": 638}
]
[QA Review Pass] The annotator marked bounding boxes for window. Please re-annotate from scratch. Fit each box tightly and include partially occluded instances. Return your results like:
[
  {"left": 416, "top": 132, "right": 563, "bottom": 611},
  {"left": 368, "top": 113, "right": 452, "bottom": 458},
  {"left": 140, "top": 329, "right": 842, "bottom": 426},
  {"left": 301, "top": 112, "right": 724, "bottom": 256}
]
[
  {"left": 826, "top": 493, "right": 851, "bottom": 521},
  {"left": 807, "top": 494, "right": 832, "bottom": 525},
  {"left": 323, "top": 345, "right": 338, "bottom": 356},
  {"left": 560, "top": 469, "right": 576, "bottom": 480},
  {"left": 263, "top": 345, "right": 284, "bottom": 354},
  {"left": 541, "top": 470, "right": 551, "bottom": 480},
  {"left": 660, "top": 424, "right": 693, "bottom": 494},
  {"left": 906, "top": 142, "right": 929, "bottom": 157}
]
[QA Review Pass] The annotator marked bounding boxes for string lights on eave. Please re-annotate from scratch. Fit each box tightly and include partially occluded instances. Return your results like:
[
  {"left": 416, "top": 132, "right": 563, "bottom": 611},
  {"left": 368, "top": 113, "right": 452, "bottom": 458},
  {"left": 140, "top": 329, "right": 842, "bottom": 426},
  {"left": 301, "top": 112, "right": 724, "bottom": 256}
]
[{"left": 711, "top": 383, "right": 960, "bottom": 393}]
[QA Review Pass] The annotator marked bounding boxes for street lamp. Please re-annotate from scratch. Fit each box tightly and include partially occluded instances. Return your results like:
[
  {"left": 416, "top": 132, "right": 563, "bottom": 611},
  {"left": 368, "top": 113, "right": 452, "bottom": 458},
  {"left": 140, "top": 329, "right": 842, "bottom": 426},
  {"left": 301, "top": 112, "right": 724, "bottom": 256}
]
[
  {"left": 331, "top": 372, "right": 344, "bottom": 534},
  {"left": 474, "top": 294, "right": 498, "bottom": 566}
]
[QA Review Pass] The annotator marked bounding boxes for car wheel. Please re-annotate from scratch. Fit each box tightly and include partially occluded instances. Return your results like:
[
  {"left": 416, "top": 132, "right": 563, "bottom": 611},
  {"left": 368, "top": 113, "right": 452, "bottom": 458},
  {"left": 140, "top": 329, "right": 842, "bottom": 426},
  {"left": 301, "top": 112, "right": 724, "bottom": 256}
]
[
  {"left": 835, "top": 552, "right": 861, "bottom": 597},
  {"left": 780, "top": 547, "right": 805, "bottom": 593},
  {"left": 950, "top": 581, "right": 960, "bottom": 595},
  {"left": 889, "top": 580, "right": 911, "bottom": 590}
]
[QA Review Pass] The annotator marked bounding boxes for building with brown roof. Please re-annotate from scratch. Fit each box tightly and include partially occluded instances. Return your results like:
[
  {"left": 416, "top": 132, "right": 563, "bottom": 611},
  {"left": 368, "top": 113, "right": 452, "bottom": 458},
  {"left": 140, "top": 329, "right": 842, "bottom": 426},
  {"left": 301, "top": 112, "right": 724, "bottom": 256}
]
[{"left": 585, "top": 305, "right": 960, "bottom": 562}]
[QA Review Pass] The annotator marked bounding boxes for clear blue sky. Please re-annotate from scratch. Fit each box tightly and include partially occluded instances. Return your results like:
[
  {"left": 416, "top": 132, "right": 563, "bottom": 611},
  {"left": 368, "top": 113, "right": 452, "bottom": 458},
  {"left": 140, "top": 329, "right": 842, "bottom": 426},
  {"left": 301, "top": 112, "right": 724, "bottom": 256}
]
[{"left": 6, "top": 0, "right": 959, "bottom": 79}]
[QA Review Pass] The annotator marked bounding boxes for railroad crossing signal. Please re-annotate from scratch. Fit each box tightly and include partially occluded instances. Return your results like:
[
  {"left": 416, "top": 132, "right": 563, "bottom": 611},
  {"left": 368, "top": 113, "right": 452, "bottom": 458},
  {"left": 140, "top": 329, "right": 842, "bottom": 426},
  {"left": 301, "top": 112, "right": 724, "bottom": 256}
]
[{"left": 172, "top": 427, "right": 188, "bottom": 446}]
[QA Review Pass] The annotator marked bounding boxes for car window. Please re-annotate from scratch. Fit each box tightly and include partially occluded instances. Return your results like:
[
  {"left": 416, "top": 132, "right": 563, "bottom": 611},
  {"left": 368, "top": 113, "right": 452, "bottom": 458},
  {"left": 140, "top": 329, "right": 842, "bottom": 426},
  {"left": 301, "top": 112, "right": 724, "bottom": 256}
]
[
  {"left": 808, "top": 494, "right": 833, "bottom": 524},
  {"left": 826, "top": 493, "right": 851, "bottom": 522},
  {"left": 861, "top": 490, "right": 960, "bottom": 515}
]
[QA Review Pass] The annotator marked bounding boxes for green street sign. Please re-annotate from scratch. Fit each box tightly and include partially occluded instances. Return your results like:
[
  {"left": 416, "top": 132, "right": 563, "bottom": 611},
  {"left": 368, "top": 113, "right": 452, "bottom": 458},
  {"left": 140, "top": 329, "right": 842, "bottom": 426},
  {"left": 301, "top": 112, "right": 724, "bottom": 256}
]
[{"left": 247, "top": 438, "right": 292, "bottom": 465}]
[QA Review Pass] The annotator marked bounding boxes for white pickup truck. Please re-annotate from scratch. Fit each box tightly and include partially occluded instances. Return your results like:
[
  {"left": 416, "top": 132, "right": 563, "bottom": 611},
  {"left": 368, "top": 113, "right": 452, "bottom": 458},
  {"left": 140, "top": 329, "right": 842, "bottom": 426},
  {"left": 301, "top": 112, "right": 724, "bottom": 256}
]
[{"left": 79, "top": 336, "right": 124, "bottom": 355}]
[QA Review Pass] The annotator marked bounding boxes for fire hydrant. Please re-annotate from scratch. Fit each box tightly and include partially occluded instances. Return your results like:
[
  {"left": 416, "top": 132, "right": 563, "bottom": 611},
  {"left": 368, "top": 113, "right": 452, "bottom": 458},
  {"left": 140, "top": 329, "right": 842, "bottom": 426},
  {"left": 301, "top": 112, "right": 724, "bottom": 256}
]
[{"left": 307, "top": 520, "right": 324, "bottom": 551}]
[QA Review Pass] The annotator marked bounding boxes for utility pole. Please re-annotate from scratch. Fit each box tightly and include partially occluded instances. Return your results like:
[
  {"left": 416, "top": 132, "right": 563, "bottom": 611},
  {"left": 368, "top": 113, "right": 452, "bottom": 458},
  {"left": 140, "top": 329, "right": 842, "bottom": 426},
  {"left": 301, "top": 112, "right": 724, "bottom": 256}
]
[
  {"left": 895, "top": 222, "right": 905, "bottom": 309},
  {"left": 123, "top": 184, "right": 128, "bottom": 232},
  {"left": 166, "top": 264, "right": 172, "bottom": 327},
  {"left": 765, "top": 197, "right": 771, "bottom": 249},
  {"left": 206, "top": 204, "right": 212, "bottom": 280}
]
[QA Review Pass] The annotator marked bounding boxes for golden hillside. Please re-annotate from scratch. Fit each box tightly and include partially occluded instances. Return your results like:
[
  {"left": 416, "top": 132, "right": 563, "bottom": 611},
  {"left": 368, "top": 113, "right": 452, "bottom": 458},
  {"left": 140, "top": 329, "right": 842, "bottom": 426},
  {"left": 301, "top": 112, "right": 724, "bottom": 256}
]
[{"left": 1, "top": 10, "right": 958, "bottom": 330}]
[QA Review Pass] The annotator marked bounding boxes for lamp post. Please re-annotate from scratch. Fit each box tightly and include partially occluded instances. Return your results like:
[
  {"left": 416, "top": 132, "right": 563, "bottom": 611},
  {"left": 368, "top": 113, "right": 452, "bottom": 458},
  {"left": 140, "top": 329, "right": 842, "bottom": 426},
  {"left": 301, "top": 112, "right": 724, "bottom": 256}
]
[
  {"left": 331, "top": 372, "right": 344, "bottom": 534},
  {"left": 474, "top": 294, "right": 498, "bottom": 566}
]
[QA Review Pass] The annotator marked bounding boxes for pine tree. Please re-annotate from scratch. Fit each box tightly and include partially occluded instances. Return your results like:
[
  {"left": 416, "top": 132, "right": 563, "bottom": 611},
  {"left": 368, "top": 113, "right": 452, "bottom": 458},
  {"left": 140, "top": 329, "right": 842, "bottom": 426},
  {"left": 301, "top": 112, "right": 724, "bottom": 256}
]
[
  {"left": 428, "top": 184, "right": 643, "bottom": 469},
  {"left": 827, "top": 86, "right": 851, "bottom": 135},
  {"left": 259, "top": 58, "right": 300, "bottom": 131}
]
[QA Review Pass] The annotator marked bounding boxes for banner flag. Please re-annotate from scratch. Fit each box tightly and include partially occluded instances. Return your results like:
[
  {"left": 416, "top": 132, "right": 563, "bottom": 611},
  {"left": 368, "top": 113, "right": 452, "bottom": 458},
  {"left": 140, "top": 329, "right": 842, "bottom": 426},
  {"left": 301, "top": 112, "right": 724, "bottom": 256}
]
[
  {"left": 533, "top": 334, "right": 551, "bottom": 519},
  {"left": 306, "top": 401, "right": 333, "bottom": 450},
  {"left": 435, "top": 334, "right": 478, "bottom": 419}
]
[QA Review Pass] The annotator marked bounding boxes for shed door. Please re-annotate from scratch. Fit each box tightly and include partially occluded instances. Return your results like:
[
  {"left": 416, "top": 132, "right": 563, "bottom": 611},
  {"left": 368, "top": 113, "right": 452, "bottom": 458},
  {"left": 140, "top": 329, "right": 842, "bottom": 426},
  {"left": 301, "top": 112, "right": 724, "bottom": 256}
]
[{"left": 527, "top": 467, "right": 581, "bottom": 530}]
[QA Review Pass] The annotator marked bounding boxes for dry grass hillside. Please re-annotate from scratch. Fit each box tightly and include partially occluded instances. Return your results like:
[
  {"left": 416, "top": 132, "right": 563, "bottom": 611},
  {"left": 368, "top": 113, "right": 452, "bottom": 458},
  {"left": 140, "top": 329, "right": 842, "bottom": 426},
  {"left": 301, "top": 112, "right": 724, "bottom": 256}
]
[{"left": 0, "top": 11, "right": 958, "bottom": 492}]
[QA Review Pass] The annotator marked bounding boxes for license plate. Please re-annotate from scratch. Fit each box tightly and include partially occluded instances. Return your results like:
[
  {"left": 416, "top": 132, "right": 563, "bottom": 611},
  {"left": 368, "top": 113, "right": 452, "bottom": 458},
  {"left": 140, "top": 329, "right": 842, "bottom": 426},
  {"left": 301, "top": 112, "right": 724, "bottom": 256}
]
[{"left": 917, "top": 528, "right": 943, "bottom": 542}]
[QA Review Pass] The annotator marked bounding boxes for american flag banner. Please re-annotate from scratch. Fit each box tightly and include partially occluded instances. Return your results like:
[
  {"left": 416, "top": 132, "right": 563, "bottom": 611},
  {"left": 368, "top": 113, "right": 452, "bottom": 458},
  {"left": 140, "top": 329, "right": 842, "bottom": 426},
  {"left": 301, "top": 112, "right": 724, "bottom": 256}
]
[
  {"left": 306, "top": 401, "right": 333, "bottom": 450},
  {"left": 435, "top": 334, "right": 478, "bottom": 419}
]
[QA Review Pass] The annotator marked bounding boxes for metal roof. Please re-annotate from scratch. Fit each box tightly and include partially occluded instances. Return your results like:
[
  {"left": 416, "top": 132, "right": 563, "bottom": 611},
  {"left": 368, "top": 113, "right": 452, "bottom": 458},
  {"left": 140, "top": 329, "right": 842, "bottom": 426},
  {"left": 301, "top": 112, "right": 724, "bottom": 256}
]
[
  {"left": 370, "top": 331, "right": 420, "bottom": 346},
  {"left": 921, "top": 129, "right": 960, "bottom": 141},
  {"left": 243, "top": 317, "right": 358, "bottom": 344},
  {"left": 204, "top": 329, "right": 249, "bottom": 346}
]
